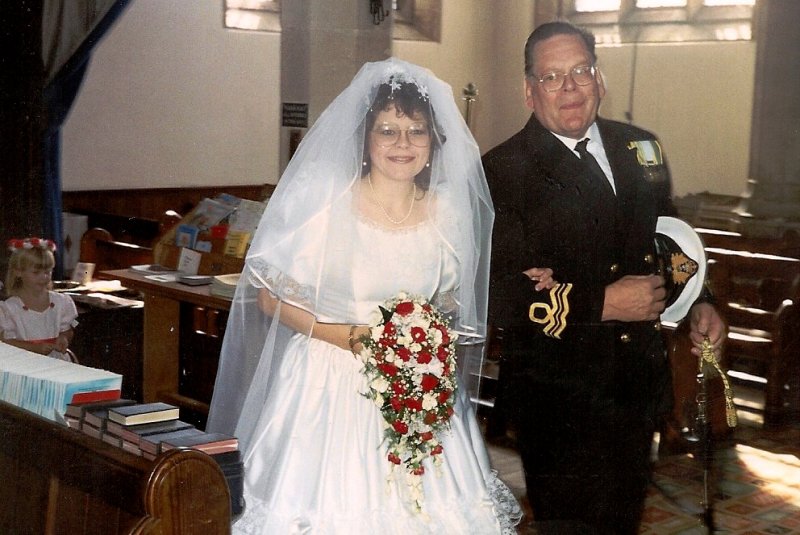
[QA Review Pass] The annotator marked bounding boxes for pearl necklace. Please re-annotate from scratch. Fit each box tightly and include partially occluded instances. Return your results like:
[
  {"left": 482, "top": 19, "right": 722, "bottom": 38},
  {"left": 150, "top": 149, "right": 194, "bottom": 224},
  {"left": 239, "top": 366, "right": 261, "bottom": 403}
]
[{"left": 367, "top": 174, "right": 416, "bottom": 225}]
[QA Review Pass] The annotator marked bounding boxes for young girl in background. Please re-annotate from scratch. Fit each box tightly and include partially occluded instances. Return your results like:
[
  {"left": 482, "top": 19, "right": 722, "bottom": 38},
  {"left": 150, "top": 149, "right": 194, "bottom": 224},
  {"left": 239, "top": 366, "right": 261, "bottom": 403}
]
[{"left": 1, "top": 238, "right": 78, "bottom": 361}]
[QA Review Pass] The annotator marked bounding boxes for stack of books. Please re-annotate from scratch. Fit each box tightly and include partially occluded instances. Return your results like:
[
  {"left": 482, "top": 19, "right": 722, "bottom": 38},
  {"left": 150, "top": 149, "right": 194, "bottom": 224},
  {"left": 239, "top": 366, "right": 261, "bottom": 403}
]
[
  {"left": 63, "top": 398, "right": 244, "bottom": 516},
  {"left": 0, "top": 343, "right": 122, "bottom": 421},
  {"left": 210, "top": 273, "right": 240, "bottom": 298},
  {"left": 65, "top": 398, "right": 137, "bottom": 439}
]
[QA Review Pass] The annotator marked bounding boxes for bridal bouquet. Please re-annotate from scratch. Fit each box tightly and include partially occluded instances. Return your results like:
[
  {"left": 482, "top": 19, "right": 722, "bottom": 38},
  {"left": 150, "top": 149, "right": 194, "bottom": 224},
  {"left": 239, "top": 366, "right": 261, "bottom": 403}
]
[{"left": 359, "top": 292, "right": 458, "bottom": 485}]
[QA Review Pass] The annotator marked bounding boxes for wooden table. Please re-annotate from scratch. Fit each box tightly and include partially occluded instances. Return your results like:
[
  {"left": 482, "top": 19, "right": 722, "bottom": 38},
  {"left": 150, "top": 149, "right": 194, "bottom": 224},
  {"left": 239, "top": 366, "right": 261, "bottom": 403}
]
[{"left": 98, "top": 269, "right": 232, "bottom": 414}]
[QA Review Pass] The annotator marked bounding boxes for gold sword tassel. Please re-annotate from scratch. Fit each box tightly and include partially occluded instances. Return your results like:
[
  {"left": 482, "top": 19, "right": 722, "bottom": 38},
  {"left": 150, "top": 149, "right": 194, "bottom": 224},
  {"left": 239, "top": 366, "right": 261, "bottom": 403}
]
[{"left": 700, "top": 337, "right": 738, "bottom": 428}]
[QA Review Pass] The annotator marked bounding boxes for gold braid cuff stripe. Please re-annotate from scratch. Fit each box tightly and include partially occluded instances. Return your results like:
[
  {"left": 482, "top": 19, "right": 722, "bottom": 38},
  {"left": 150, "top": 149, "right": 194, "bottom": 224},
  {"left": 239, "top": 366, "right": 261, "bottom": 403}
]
[{"left": 528, "top": 283, "right": 573, "bottom": 340}]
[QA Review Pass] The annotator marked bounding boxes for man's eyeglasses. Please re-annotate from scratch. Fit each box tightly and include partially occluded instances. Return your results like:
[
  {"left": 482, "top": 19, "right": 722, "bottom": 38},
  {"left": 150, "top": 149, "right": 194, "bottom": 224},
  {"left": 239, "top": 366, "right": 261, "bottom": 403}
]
[
  {"left": 532, "top": 64, "right": 597, "bottom": 93},
  {"left": 371, "top": 123, "right": 431, "bottom": 148}
]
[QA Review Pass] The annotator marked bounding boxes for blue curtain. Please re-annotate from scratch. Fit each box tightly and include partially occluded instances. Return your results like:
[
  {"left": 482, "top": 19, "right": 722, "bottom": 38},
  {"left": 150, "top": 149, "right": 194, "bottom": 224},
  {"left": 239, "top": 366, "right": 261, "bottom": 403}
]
[{"left": 43, "top": 0, "right": 133, "bottom": 278}]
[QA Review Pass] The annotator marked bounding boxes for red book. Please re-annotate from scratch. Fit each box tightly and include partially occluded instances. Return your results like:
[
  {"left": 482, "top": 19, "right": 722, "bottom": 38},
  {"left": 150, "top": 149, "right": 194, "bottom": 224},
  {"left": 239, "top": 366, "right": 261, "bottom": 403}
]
[
  {"left": 139, "top": 428, "right": 204, "bottom": 456},
  {"left": 161, "top": 432, "right": 239, "bottom": 455},
  {"left": 70, "top": 389, "right": 121, "bottom": 404}
]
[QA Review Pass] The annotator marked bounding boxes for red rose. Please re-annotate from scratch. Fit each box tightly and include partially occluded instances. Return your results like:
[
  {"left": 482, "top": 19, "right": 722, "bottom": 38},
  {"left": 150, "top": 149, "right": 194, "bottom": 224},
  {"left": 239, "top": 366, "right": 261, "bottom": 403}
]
[
  {"left": 388, "top": 453, "right": 402, "bottom": 464},
  {"left": 431, "top": 445, "right": 443, "bottom": 455},
  {"left": 391, "top": 381, "right": 406, "bottom": 395},
  {"left": 436, "top": 346, "right": 448, "bottom": 362},
  {"left": 420, "top": 374, "right": 439, "bottom": 392},
  {"left": 412, "top": 466, "right": 425, "bottom": 475},
  {"left": 378, "top": 363, "right": 398, "bottom": 376},
  {"left": 397, "top": 348, "right": 412, "bottom": 362},
  {"left": 392, "top": 420, "right": 409, "bottom": 434},
  {"left": 390, "top": 396, "right": 403, "bottom": 411},
  {"left": 446, "top": 406, "right": 454, "bottom": 417},
  {"left": 438, "top": 326, "right": 450, "bottom": 345},
  {"left": 379, "top": 336, "right": 397, "bottom": 348},
  {"left": 383, "top": 321, "right": 396, "bottom": 335},
  {"left": 395, "top": 301, "right": 415, "bottom": 316},
  {"left": 437, "top": 390, "right": 450, "bottom": 404},
  {"left": 404, "top": 397, "right": 423, "bottom": 412},
  {"left": 416, "top": 351, "right": 432, "bottom": 364},
  {"left": 424, "top": 411, "right": 438, "bottom": 425},
  {"left": 420, "top": 431, "right": 433, "bottom": 441},
  {"left": 410, "top": 326, "right": 426, "bottom": 343},
  {"left": 422, "top": 304, "right": 432, "bottom": 312}
]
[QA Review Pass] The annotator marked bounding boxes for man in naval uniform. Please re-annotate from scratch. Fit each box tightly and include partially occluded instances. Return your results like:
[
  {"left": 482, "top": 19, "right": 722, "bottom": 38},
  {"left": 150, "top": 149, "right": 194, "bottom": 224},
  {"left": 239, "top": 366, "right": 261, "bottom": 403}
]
[{"left": 482, "top": 21, "right": 726, "bottom": 534}]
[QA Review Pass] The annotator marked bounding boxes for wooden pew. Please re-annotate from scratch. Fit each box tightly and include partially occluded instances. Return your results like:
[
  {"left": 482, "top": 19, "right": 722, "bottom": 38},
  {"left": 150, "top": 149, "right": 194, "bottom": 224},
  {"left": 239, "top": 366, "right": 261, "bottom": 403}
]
[
  {"left": 80, "top": 227, "right": 155, "bottom": 272},
  {"left": 0, "top": 400, "right": 231, "bottom": 534},
  {"left": 704, "top": 244, "right": 800, "bottom": 427}
]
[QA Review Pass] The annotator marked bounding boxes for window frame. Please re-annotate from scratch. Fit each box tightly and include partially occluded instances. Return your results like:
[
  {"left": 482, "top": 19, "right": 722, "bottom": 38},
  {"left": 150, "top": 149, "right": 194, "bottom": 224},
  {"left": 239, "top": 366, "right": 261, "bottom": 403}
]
[
  {"left": 392, "top": 0, "right": 442, "bottom": 42},
  {"left": 224, "top": 0, "right": 280, "bottom": 33},
  {"left": 223, "top": 0, "right": 442, "bottom": 43},
  {"left": 564, "top": 0, "right": 755, "bottom": 43}
]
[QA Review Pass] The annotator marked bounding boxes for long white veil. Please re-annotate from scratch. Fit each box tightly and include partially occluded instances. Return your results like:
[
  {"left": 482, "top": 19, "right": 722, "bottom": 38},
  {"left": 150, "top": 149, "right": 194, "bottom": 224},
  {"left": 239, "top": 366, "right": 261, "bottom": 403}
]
[{"left": 206, "top": 58, "right": 494, "bottom": 453}]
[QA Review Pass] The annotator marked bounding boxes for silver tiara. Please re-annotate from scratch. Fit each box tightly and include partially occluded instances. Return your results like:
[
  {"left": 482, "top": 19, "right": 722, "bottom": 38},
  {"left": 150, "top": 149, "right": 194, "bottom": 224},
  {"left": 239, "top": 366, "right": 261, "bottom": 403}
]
[{"left": 381, "top": 64, "right": 430, "bottom": 101}]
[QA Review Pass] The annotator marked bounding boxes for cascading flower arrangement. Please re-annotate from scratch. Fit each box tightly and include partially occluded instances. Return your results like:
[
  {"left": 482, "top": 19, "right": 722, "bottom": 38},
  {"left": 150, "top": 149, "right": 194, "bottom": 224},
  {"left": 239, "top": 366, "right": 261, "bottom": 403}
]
[{"left": 358, "top": 291, "right": 458, "bottom": 510}]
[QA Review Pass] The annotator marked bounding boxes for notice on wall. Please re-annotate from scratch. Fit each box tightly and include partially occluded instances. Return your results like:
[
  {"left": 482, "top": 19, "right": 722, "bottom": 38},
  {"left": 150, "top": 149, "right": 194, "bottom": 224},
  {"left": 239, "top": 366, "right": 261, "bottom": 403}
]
[{"left": 282, "top": 102, "right": 309, "bottom": 128}]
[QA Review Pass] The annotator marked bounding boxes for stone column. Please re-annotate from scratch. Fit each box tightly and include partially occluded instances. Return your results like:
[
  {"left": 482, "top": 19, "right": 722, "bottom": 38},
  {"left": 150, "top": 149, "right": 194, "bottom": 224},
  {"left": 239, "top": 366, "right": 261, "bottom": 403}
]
[
  {"left": 741, "top": 0, "right": 800, "bottom": 238},
  {"left": 279, "top": 0, "right": 391, "bottom": 172}
]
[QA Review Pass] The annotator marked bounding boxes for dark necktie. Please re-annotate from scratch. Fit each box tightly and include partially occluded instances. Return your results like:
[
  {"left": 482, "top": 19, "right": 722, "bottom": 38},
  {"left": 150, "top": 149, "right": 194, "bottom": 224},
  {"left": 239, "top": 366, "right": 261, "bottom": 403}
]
[{"left": 575, "top": 138, "right": 615, "bottom": 196}]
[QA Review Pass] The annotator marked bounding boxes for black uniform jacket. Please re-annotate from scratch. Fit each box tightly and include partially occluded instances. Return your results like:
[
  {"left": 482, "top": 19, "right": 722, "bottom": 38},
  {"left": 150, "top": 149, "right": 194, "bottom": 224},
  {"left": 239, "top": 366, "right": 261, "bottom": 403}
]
[{"left": 483, "top": 114, "right": 677, "bottom": 423}]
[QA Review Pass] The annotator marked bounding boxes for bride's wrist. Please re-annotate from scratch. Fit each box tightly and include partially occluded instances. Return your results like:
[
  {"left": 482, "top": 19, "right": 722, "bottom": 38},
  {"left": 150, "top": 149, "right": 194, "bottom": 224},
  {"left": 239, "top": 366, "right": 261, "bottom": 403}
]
[{"left": 348, "top": 325, "right": 365, "bottom": 355}]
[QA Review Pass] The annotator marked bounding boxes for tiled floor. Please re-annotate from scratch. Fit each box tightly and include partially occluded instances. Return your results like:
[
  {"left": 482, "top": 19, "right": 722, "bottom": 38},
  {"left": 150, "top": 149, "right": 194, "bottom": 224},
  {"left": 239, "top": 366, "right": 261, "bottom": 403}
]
[{"left": 484, "top": 385, "right": 800, "bottom": 534}]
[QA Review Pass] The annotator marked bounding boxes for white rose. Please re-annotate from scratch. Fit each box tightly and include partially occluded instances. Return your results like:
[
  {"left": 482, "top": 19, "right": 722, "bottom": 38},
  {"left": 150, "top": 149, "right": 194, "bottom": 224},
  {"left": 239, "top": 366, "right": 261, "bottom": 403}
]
[
  {"left": 431, "top": 329, "right": 443, "bottom": 345},
  {"left": 426, "top": 359, "right": 444, "bottom": 377},
  {"left": 372, "top": 375, "right": 390, "bottom": 393}
]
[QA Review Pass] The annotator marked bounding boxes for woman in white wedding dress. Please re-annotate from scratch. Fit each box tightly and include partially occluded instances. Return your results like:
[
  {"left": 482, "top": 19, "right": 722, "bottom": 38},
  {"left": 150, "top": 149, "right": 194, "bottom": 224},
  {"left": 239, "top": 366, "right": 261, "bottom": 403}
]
[{"left": 206, "top": 58, "right": 523, "bottom": 534}]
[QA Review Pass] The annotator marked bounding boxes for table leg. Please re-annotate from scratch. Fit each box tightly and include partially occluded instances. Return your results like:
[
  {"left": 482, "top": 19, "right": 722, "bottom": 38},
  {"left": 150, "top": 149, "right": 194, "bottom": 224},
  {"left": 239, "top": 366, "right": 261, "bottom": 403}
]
[{"left": 142, "top": 293, "right": 180, "bottom": 402}]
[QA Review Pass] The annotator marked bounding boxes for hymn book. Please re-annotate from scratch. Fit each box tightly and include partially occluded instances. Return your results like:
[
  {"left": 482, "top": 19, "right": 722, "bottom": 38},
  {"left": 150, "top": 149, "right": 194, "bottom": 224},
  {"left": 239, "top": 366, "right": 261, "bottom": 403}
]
[{"left": 107, "top": 402, "right": 180, "bottom": 426}]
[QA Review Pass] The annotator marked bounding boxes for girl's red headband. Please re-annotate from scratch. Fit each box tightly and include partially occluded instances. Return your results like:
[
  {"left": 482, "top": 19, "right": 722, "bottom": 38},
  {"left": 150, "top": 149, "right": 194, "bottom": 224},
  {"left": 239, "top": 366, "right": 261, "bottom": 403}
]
[{"left": 7, "top": 237, "right": 57, "bottom": 252}]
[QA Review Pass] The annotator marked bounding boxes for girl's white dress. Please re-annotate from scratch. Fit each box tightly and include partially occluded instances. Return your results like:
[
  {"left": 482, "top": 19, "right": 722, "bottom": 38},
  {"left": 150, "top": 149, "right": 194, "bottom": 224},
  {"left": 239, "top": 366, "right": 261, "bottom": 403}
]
[
  {"left": 0, "top": 291, "right": 78, "bottom": 360},
  {"left": 233, "top": 218, "right": 522, "bottom": 534}
]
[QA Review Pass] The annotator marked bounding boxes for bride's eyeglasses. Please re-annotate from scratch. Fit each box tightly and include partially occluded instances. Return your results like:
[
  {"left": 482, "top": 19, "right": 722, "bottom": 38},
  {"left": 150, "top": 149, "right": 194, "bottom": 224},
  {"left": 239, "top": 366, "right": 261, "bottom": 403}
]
[{"left": 371, "top": 123, "right": 431, "bottom": 148}]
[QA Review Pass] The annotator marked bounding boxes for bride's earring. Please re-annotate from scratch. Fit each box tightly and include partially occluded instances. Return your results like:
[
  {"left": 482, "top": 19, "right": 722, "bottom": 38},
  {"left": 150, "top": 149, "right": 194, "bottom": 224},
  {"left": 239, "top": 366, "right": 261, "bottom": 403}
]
[
  {"left": 425, "top": 162, "right": 430, "bottom": 168},
  {"left": 363, "top": 161, "right": 368, "bottom": 166}
]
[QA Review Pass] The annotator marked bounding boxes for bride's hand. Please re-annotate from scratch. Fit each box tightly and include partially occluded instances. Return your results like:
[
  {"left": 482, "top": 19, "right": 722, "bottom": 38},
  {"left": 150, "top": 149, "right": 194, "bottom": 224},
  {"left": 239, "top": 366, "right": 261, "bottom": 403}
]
[{"left": 523, "top": 267, "right": 557, "bottom": 291}]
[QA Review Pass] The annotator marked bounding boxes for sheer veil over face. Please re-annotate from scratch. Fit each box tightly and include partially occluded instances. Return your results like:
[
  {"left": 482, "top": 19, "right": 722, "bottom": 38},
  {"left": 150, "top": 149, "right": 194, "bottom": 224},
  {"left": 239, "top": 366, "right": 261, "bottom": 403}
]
[{"left": 206, "top": 58, "right": 494, "bottom": 451}]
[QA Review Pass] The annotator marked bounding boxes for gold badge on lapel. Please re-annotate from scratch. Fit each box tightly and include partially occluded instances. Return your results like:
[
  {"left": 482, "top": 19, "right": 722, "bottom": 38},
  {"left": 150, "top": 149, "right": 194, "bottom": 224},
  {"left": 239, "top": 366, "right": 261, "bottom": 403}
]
[
  {"left": 628, "top": 140, "right": 667, "bottom": 183},
  {"left": 628, "top": 140, "right": 663, "bottom": 166}
]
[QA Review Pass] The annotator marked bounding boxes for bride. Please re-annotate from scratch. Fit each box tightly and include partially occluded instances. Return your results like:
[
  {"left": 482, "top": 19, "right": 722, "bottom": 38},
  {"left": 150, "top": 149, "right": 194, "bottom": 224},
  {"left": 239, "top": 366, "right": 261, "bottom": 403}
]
[{"left": 206, "top": 58, "right": 523, "bottom": 534}]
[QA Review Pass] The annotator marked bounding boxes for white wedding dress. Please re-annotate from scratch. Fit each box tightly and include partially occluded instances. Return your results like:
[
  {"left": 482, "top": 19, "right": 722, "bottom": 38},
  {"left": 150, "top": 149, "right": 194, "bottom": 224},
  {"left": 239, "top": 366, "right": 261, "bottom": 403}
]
[{"left": 233, "top": 217, "right": 522, "bottom": 534}]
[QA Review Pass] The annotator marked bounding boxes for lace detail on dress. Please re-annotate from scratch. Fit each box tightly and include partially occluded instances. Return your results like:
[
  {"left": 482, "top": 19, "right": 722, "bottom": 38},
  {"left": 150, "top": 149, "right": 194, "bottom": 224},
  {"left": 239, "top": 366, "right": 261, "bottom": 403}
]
[
  {"left": 234, "top": 479, "right": 524, "bottom": 535},
  {"left": 486, "top": 469, "right": 524, "bottom": 534},
  {"left": 248, "top": 257, "right": 316, "bottom": 311}
]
